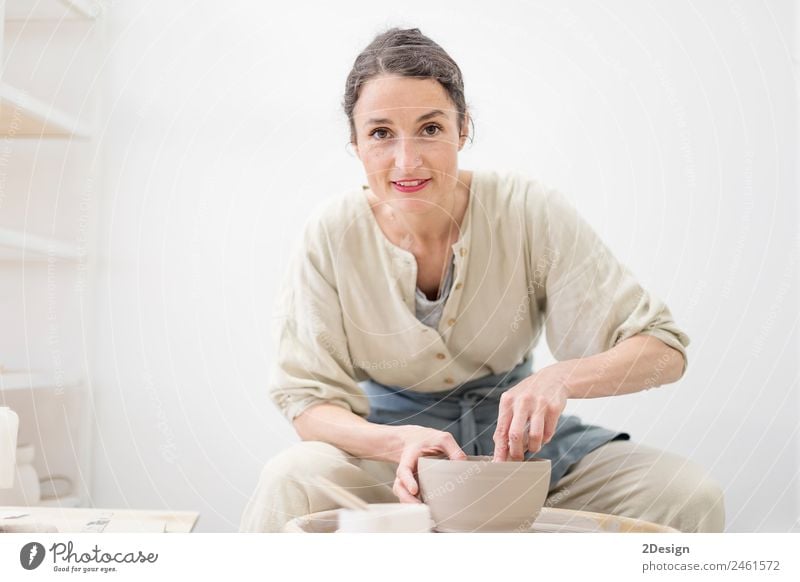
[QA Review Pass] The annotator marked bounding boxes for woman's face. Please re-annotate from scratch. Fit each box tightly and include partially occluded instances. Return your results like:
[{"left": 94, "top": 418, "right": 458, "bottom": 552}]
[{"left": 352, "top": 74, "right": 468, "bottom": 215}]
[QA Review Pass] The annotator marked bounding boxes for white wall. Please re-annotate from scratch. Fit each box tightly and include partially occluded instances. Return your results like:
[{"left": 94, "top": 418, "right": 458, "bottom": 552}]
[{"left": 92, "top": 0, "right": 798, "bottom": 531}]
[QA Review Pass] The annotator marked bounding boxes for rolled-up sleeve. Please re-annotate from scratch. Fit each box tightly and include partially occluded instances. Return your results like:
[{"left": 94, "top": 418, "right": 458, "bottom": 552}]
[
  {"left": 537, "top": 186, "right": 690, "bottom": 377},
  {"left": 269, "top": 220, "right": 369, "bottom": 421}
]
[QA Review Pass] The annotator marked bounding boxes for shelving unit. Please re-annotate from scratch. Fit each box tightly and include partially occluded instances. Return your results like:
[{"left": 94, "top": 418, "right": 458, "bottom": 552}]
[
  {"left": 0, "top": 226, "right": 82, "bottom": 260},
  {"left": 0, "top": 0, "right": 102, "bottom": 510},
  {"left": 0, "top": 82, "right": 92, "bottom": 138},
  {"left": 3, "top": 0, "right": 102, "bottom": 21},
  {"left": 0, "top": 371, "right": 74, "bottom": 390}
]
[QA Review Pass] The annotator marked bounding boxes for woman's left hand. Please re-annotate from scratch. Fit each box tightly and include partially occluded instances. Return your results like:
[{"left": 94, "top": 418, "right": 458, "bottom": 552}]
[{"left": 492, "top": 364, "right": 571, "bottom": 462}]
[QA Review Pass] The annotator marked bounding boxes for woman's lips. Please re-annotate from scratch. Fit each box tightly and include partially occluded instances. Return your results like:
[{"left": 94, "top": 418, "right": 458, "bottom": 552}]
[{"left": 392, "top": 179, "right": 431, "bottom": 193}]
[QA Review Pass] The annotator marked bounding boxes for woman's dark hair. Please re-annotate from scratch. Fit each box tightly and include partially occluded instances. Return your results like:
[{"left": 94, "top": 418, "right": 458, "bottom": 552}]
[{"left": 342, "top": 27, "right": 473, "bottom": 146}]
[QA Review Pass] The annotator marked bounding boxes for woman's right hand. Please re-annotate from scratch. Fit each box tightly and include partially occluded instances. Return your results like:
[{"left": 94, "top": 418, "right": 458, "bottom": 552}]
[{"left": 390, "top": 425, "right": 467, "bottom": 503}]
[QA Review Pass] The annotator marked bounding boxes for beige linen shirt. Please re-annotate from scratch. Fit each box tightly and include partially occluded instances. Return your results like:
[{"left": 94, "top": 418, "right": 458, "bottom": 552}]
[{"left": 270, "top": 170, "right": 689, "bottom": 422}]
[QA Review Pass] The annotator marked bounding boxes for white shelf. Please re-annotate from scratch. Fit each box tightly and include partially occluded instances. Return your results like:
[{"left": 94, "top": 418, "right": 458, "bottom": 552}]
[
  {"left": 0, "top": 372, "right": 81, "bottom": 391},
  {"left": 38, "top": 494, "right": 82, "bottom": 508},
  {"left": 3, "top": 0, "right": 103, "bottom": 21},
  {"left": 0, "top": 226, "right": 81, "bottom": 260},
  {"left": 0, "top": 83, "right": 91, "bottom": 138}
]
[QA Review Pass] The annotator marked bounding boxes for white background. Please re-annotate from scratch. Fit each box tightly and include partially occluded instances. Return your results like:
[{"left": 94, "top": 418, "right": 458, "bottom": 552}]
[{"left": 72, "top": 0, "right": 800, "bottom": 532}]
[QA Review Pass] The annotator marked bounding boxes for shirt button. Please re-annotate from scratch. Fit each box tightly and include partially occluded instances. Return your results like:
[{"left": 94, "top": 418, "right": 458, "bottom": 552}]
[
  {"left": 444, "top": 377, "right": 455, "bottom": 385},
  {"left": 454, "top": 282, "right": 463, "bottom": 290},
  {"left": 459, "top": 248, "right": 467, "bottom": 257},
  {"left": 435, "top": 353, "right": 446, "bottom": 360},
  {"left": 447, "top": 318, "right": 456, "bottom": 326}
]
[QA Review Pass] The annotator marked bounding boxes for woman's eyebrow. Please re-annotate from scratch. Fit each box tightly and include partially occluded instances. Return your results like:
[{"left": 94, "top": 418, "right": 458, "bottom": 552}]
[{"left": 363, "top": 109, "right": 446, "bottom": 127}]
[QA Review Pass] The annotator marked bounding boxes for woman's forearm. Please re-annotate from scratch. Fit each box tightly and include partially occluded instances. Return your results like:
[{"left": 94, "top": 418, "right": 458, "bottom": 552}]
[
  {"left": 292, "top": 403, "right": 402, "bottom": 462},
  {"left": 552, "top": 334, "right": 686, "bottom": 399},
  {"left": 291, "top": 335, "right": 682, "bottom": 459}
]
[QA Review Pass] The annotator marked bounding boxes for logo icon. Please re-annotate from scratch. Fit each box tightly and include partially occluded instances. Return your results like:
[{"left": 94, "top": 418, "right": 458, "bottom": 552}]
[{"left": 20, "top": 542, "right": 46, "bottom": 570}]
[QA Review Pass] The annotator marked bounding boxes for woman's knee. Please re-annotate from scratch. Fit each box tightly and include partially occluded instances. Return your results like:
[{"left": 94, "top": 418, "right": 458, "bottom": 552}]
[
  {"left": 239, "top": 441, "right": 356, "bottom": 532},
  {"left": 561, "top": 442, "right": 726, "bottom": 533},
  {"left": 634, "top": 453, "right": 726, "bottom": 533},
  {"left": 257, "top": 440, "right": 352, "bottom": 490},
  {"left": 666, "top": 471, "right": 726, "bottom": 532}
]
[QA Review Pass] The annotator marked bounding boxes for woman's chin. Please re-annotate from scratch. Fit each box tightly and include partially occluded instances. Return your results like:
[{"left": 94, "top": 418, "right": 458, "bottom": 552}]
[{"left": 388, "top": 195, "right": 441, "bottom": 215}]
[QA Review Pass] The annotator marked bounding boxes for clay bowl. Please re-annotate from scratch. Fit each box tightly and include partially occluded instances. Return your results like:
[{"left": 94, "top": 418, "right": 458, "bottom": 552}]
[{"left": 417, "top": 455, "right": 551, "bottom": 532}]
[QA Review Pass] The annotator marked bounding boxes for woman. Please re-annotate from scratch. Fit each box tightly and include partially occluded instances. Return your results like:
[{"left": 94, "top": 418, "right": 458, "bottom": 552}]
[{"left": 240, "top": 27, "right": 724, "bottom": 533}]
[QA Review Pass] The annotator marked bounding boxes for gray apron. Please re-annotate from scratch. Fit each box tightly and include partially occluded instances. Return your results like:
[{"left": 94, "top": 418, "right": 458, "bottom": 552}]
[{"left": 362, "top": 356, "right": 629, "bottom": 489}]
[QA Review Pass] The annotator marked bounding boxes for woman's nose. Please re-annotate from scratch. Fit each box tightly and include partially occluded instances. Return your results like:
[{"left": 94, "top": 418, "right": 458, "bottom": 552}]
[{"left": 393, "top": 137, "right": 422, "bottom": 168}]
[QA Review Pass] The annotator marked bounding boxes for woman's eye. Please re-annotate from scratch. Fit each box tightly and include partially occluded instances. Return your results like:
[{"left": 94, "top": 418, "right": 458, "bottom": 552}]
[{"left": 369, "top": 124, "right": 441, "bottom": 140}]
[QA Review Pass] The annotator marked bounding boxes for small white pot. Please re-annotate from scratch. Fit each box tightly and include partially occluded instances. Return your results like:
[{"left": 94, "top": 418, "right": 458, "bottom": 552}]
[
  {"left": 337, "top": 503, "right": 432, "bottom": 533},
  {"left": 0, "top": 407, "right": 19, "bottom": 489},
  {"left": 0, "top": 443, "right": 42, "bottom": 506}
]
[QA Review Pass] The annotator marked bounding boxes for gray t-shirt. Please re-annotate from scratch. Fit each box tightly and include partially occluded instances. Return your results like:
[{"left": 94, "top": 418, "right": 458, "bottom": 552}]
[{"left": 414, "top": 254, "right": 455, "bottom": 329}]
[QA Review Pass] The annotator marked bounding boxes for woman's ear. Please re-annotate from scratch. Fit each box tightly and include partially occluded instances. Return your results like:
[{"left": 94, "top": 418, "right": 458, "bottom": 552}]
[
  {"left": 348, "top": 141, "right": 361, "bottom": 160},
  {"left": 458, "top": 113, "right": 470, "bottom": 150}
]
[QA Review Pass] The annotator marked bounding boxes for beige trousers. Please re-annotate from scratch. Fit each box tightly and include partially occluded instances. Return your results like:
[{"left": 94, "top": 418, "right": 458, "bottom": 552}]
[{"left": 239, "top": 439, "right": 725, "bottom": 533}]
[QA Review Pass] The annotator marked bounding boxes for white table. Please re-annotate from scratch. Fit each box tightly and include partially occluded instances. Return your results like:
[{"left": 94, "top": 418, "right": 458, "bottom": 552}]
[{"left": 0, "top": 506, "right": 199, "bottom": 533}]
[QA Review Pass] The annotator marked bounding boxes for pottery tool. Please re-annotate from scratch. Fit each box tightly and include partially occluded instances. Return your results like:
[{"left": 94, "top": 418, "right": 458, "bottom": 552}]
[
  {"left": 0, "top": 521, "right": 59, "bottom": 533},
  {"left": 314, "top": 476, "right": 370, "bottom": 511}
]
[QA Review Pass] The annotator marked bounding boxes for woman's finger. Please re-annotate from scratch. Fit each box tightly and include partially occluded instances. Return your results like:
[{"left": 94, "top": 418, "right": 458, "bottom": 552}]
[
  {"left": 541, "top": 407, "right": 559, "bottom": 445},
  {"left": 527, "top": 410, "right": 545, "bottom": 454},
  {"left": 393, "top": 477, "right": 422, "bottom": 504},
  {"left": 397, "top": 449, "right": 420, "bottom": 495},
  {"left": 493, "top": 394, "right": 513, "bottom": 461},
  {"left": 439, "top": 433, "right": 468, "bottom": 461},
  {"left": 508, "top": 399, "right": 531, "bottom": 461}
]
